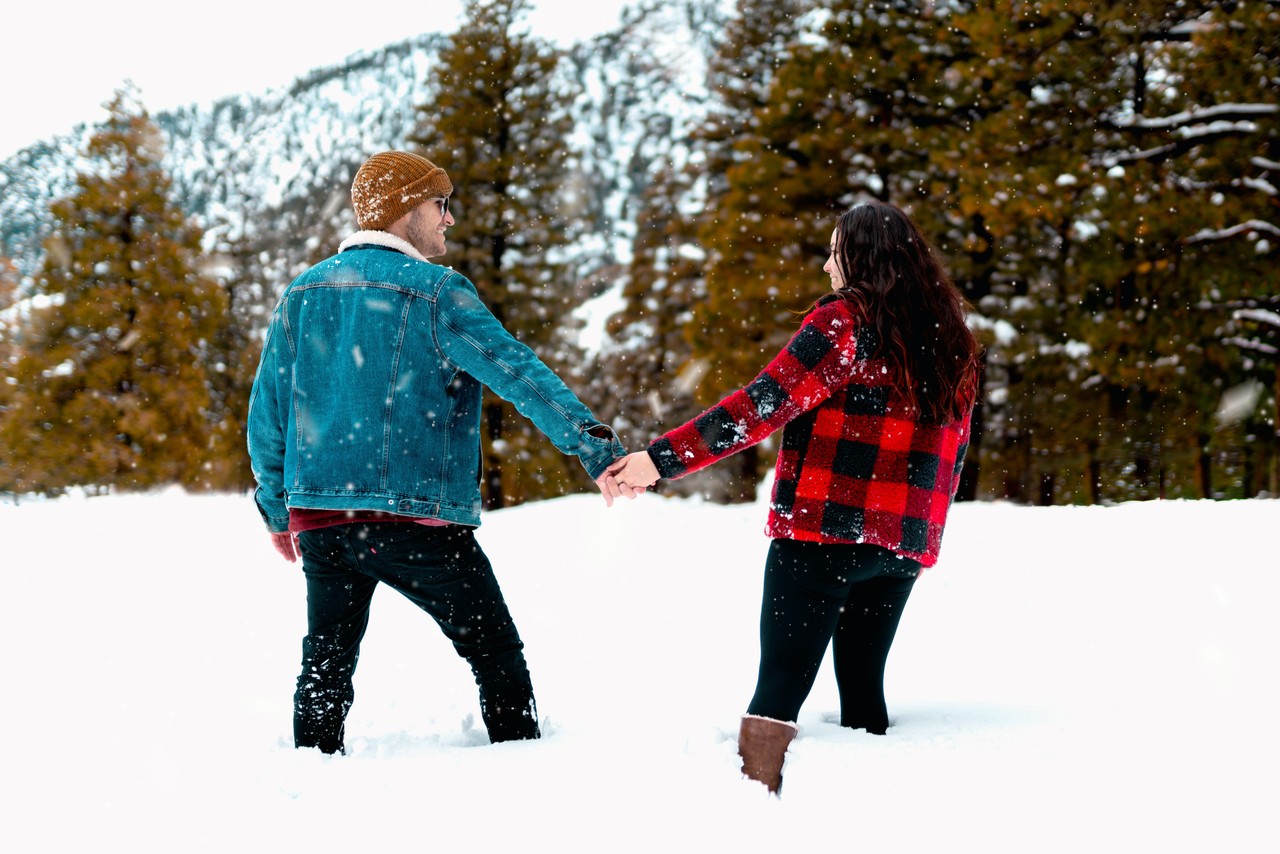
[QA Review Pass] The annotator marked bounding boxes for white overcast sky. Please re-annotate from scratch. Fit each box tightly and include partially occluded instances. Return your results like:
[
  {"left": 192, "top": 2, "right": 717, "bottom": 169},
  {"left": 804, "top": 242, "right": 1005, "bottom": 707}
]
[{"left": 0, "top": 0, "right": 636, "bottom": 160}]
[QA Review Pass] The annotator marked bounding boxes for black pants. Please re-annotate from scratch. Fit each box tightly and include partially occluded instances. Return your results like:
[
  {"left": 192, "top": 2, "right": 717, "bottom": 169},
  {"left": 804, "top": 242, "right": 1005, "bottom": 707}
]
[
  {"left": 746, "top": 538, "right": 918, "bottom": 734},
  {"left": 294, "top": 522, "right": 539, "bottom": 754}
]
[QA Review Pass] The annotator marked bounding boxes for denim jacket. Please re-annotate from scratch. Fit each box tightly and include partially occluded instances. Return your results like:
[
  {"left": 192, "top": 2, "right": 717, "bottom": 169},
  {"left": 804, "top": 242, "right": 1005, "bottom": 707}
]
[{"left": 247, "top": 231, "right": 625, "bottom": 532}]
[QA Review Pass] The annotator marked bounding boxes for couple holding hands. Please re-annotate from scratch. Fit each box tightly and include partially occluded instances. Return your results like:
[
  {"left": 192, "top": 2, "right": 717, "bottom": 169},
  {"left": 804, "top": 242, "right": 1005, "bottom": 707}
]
[{"left": 248, "top": 151, "right": 979, "bottom": 796}]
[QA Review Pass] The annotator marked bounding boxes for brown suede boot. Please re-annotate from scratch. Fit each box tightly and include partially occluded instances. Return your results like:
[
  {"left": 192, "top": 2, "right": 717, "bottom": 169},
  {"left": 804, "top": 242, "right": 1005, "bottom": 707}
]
[{"left": 737, "top": 714, "right": 798, "bottom": 795}]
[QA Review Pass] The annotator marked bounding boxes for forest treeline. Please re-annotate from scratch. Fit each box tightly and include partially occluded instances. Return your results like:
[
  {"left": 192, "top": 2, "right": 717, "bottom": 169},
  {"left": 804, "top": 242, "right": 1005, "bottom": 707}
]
[{"left": 1, "top": 0, "right": 1277, "bottom": 505}]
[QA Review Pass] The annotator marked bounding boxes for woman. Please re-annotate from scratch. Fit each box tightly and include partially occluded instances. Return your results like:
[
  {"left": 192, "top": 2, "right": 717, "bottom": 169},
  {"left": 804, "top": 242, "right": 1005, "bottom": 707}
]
[{"left": 605, "top": 201, "right": 981, "bottom": 795}]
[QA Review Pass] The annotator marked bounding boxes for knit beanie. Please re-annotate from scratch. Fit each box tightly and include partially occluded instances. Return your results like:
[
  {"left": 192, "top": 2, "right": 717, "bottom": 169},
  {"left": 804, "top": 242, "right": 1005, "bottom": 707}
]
[{"left": 350, "top": 151, "right": 453, "bottom": 231}]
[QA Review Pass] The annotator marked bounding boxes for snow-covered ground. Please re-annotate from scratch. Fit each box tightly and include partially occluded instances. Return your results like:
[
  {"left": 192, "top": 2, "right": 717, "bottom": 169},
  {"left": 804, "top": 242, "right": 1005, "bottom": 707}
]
[{"left": 4, "top": 488, "right": 1275, "bottom": 851}]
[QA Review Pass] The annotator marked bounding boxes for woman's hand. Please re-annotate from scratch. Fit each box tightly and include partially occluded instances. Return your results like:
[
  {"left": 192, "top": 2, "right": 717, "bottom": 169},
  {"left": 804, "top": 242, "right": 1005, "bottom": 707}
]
[
  {"left": 607, "top": 451, "right": 660, "bottom": 491},
  {"left": 595, "top": 451, "right": 660, "bottom": 507}
]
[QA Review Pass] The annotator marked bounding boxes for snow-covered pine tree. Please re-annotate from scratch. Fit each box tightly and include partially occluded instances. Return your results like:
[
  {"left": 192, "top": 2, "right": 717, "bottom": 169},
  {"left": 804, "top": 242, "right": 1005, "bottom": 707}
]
[
  {"left": 1165, "top": 0, "right": 1280, "bottom": 497},
  {"left": 1013, "top": 0, "right": 1279, "bottom": 501}
]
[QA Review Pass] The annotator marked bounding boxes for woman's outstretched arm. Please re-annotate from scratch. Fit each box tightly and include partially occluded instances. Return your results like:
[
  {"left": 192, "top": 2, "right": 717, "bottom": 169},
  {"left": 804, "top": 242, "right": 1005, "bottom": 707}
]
[{"left": 634, "top": 300, "right": 867, "bottom": 485}]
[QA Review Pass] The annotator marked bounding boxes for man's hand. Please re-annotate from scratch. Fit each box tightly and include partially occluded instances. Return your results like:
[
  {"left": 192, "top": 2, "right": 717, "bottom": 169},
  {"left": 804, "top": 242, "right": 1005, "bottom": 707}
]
[
  {"left": 595, "top": 461, "right": 645, "bottom": 508},
  {"left": 270, "top": 531, "right": 299, "bottom": 562}
]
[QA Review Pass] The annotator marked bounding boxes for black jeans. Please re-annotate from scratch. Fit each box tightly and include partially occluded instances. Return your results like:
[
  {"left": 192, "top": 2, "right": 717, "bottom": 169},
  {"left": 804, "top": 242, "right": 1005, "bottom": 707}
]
[
  {"left": 746, "top": 538, "right": 918, "bottom": 734},
  {"left": 294, "top": 522, "right": 539, "bottom": 753}
]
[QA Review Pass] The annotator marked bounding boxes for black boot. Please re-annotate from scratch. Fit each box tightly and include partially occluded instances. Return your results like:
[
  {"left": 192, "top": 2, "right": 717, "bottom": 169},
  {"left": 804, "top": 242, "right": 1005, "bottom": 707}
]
[
  {"left": 474, "top": 652, "right": 540, "bottom": 743},
  {"left": 481, "top": 695, "right": 541, "bottom": 743},
  {"left": 293, "top": 641, "right": 354, "bottom": 755}
]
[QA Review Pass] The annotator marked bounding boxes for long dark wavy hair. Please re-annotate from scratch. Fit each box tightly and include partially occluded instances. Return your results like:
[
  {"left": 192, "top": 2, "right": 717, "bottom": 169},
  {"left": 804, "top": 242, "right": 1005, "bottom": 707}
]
[{"left": 826, "top": 201, "right": 980, "bottom": 423}]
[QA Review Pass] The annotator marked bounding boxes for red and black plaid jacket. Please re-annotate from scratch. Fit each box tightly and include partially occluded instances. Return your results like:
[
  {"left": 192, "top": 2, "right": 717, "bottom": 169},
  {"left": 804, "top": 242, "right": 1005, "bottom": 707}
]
[{"left": 647, "top": 296, "right": 973, "bottom": 567}]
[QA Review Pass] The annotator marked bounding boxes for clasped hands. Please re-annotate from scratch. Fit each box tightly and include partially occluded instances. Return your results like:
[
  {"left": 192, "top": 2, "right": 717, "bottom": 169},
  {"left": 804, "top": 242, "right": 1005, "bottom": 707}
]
[{"left": 594, "top": 451, "right": 660, "bottom": 507}]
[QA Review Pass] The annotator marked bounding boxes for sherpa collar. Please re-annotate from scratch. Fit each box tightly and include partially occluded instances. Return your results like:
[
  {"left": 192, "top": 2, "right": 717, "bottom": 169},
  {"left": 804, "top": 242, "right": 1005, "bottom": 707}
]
[{"left": 338, "top": 230, "right": 429, "bottom": 263}]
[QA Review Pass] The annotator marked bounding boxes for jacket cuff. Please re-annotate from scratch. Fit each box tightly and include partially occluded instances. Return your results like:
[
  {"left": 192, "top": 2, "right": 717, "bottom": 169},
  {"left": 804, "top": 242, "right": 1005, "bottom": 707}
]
[
  {"left": 255, "top": 490, "right": 291, "bottom": 533},
  {"left": 580, "top": 433, "right": 626, "bottom": 480},
  {"left": 647, "top": 439, "right": 685, "bottom": 479},
  {"left": 263, "top": 514, "right": 291, "bottom": 534}
]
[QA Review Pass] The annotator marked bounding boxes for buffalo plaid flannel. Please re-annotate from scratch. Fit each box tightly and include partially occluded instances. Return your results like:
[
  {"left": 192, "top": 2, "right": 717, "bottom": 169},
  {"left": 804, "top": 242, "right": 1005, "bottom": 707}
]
[{"left": 648, "top": 298, "right": 972, "bottom": 567}]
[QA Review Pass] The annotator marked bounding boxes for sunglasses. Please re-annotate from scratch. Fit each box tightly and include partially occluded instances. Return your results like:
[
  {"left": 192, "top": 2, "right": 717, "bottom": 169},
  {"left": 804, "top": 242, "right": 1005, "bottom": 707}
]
[{"left": 431, "top": 196, "right": 450, "bottom": 216}]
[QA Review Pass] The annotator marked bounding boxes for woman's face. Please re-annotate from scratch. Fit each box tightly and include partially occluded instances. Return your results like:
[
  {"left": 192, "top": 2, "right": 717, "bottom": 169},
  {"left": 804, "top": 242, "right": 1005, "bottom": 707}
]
[{"left": 823, "top": 227, "right": 845, "bottom": 291}]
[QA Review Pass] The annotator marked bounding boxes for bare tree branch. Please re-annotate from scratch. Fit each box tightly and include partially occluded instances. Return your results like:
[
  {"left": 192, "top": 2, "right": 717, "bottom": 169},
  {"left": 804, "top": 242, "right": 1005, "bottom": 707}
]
[{"left": 1181, "top": 220, "right": 1280, "bottom": 245}]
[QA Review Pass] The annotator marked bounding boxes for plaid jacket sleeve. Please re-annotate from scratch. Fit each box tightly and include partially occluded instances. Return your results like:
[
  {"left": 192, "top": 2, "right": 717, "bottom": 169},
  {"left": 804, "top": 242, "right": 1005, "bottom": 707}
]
[{"left": 649, "top": 302, "right": 863, "bottom": 480}]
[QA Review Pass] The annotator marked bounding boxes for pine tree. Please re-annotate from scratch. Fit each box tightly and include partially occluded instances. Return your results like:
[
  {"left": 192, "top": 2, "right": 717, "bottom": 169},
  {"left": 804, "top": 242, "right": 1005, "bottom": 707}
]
[
  {"left": 0, "top": 89, "right": 242, "bottom": 494},
  {"left": 918, "top": 0, "right": 1279, "bottom": 502},
  {"left": 411, "top": 0, "right": 585, "bottom": 509},
  {"left": 922, "top": 0, "right": 1160, "bottom": 501},
  {"left": 1016, "top": 0, "right": 1279, "bottom": 501},
  {"left": 1164, "top": 0, "right": 1280, "bottom": 496},
  {"left": 0, "top": 256, "right": 20, "bottom": 495}
]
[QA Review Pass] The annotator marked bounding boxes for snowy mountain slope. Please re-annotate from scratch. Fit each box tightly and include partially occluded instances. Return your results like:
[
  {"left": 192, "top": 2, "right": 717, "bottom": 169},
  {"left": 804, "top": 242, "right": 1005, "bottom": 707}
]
[
  {"left": 0, "top": 5, "right": 717, "bottom": 321},
  {"left": 0, "top": 34, "right": 444, "bottom": 285}
]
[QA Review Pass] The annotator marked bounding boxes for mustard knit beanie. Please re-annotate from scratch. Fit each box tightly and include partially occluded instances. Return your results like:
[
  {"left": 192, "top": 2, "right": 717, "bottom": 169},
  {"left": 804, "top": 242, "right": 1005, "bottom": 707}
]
[{"left": 350, "top": 151, "right": 453, "bottom": 231}]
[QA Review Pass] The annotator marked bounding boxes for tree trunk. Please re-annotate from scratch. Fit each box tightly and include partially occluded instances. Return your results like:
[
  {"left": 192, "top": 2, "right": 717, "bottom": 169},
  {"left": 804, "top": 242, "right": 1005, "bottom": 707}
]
[
  {"left": 1273, "top": 364, "right": 1280, "bottom": 497},
  {"left": 1135, "top": 452, "right": 1153, "bottom": 499},
  {"left": 1241, "top": 439, "right": 1255, "bottom": 500},
  {"left": 1001, "top": 433, "right": 1030, "bottom": 503},
  {"left": 1088, "top": 446, "right": 1102, "bottom": 506},
  {"left": 1197, "top": 432, "right": 1212, "bottom": 499},
  {"left": 1037, "top": 471, "right": 1054, "bottom": 506}
]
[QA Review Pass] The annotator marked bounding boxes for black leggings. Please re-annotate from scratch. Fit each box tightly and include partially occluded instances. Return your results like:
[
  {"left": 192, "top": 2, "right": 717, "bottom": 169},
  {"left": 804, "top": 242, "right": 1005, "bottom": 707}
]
[{"left": 746, "top": 538, "right": 918, "bottom": 734}]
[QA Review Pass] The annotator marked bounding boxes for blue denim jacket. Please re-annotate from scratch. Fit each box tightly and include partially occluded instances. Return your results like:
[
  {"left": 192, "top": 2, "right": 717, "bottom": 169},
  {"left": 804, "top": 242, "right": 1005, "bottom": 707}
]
[{"left": 247, "top": 231, "right": 625, "bottom": 532}]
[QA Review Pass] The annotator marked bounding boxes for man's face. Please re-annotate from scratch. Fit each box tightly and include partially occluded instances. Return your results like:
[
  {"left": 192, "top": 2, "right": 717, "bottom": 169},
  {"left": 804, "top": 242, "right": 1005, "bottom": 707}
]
[{"left": 403, "top": 196, "right": 454, "bottom": 258}]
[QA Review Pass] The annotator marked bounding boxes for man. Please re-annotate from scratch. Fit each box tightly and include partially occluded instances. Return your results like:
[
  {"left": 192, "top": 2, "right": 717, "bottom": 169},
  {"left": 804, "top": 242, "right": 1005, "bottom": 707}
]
[{"left": 248, "top": 150, "right": 629, "bottom": 754}]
